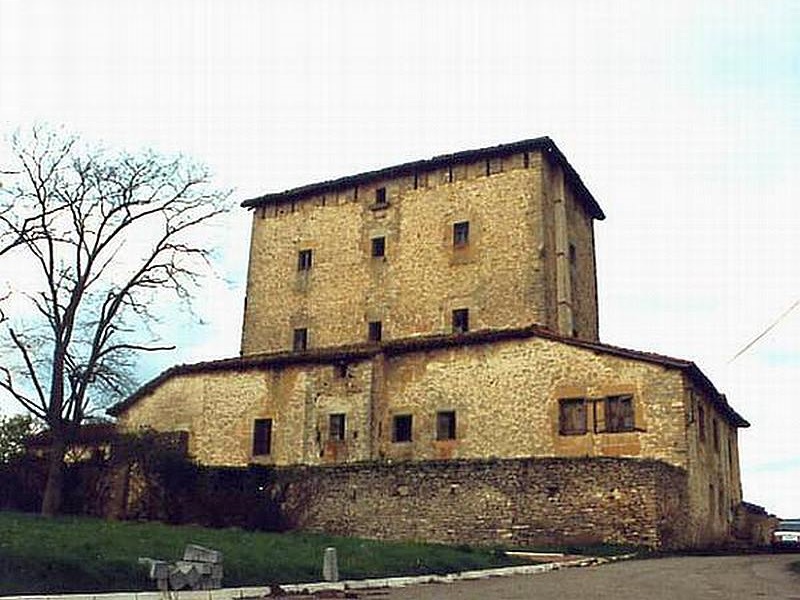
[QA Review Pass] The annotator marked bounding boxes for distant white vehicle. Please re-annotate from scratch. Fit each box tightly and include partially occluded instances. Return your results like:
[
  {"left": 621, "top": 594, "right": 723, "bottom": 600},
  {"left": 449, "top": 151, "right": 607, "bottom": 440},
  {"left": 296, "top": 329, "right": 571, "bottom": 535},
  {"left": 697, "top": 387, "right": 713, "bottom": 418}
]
[{"left": 773, "top": 520, "right": 800, "bottom": 546}]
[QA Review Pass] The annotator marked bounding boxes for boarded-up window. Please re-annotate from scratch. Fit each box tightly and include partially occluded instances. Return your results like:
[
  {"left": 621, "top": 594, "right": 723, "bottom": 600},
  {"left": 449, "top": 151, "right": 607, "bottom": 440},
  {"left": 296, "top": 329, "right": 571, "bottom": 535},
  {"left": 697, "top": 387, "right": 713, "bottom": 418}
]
[
  {"left": 329, "top": 414, "right": 346, "bottom": 441},
  {"left": 606, "top": 395, "right": 635, "bottom": 432},
  {"left": 559, "top": 398, "right": 587, "bottom": 435},
  {"left": 436, "top": 411, "right": 456, "bottom": 440},
  {"left": 392, "top": 415, "right": 412, "bottom": 442},
  {"left": 252, "top": 419, "right": 272, "bottom": 456}
]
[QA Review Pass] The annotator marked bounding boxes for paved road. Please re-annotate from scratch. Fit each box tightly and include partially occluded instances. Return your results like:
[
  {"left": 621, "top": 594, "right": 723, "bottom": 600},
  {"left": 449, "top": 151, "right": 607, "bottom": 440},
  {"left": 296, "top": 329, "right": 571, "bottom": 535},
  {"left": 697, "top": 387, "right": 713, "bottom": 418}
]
[{"left": 377, "top": 554, "right": 800, "bottom": 600}]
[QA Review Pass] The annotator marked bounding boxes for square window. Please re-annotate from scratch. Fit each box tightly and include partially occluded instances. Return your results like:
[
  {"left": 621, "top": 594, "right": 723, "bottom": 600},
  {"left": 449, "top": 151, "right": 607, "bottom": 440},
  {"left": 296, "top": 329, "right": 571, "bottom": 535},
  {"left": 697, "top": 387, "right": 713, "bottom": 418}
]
[
  {"left": 252, "top": 418, "right": 272, "bottom": 456},
  {"left": 293, "top": 328, "right": 308, "bottom": 352},
  {"left": 297, "top": 249, "right": 313, "bottom": 271},
  {"left": 392, "top": 414, "right": 412, "bottom": 442},
  {"left": 606, "top": 395, "right": 635, "bottom": 433},
  {"left": 436, "top": 410, "right": 456, "bottom": 440},
  {"left": 452, "top": 308, "right": 469, "bottom": 334},
  {"left": 368, "top": 320, "right": 382, "bottom": 342},
  {"left": 329, "top": 413, "right": 346, "bottom": 441},
  {"left": 453, "top": 221, "right": 469, "bottom": 247},
  {"left": 375, "top": 187, "right": 387, "bottom": 205},
  {"left": 371, "top": 236, "right": 385, "bottom": 257},
  {"left": 559, "top": 398, "right": 587, "bottom": 435}
]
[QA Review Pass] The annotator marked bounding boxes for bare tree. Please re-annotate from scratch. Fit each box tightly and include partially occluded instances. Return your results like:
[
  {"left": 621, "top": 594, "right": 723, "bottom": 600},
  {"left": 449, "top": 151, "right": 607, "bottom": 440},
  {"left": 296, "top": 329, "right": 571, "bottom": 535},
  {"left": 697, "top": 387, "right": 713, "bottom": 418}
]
[{"left": 0, "top": 126, "right": 230, "bottom": 515}]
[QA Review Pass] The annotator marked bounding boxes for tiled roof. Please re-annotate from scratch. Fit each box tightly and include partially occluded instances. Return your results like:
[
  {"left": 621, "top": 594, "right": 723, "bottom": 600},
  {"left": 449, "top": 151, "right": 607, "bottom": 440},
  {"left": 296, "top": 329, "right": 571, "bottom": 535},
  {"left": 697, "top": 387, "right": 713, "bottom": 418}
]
[
  {"left": 108, "top": 325, "right": 748, "bottom": 427},
  {"left": 241, "top": 137, "right": 605, "bottom": 220}
]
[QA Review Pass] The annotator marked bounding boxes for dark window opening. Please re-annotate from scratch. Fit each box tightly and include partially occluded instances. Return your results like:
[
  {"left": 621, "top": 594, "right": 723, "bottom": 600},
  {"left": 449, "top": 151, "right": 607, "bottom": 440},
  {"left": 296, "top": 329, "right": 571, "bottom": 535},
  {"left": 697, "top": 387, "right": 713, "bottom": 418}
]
[
  {"left": 392, "top": 414, "right": 412, "bottom": 442},
  {"left": 448, "top": 165, "right": 453, "bottom": 183},
  {"left": 413, "top": 173, "right": 419, "bottom": 189},
  {"left": 334, "top": 362, "right": 349, "bottom": 378},
  {"left": 523, "top": 152, "right": 530, "bottom": 168},
  {"left": 371, "top": 236, "right": 385, "bottom": 257},
  {"left": 329, "top": 414, "right": 346, "bottom": 441},
  {"left": 436, "top": 411, "right": 456, "bottom": 440},
  {"left": 297, "top": 249, "right": 313, "bottom": 271},
  {"left": 252, "top": 418, "right": 272, "bottom": 456},
  {"left": 728, "top": 438, "right": 734, "bottom": 469},
  {"left": 375, "top": 187, "right": 387, "bottom": 205},
  {"left": 606, "top": 395, "right": 635, "bottom": 433},
  {"left": 569, "top": 243, "right": 577, "bottom": 266},
  {"left": 453, "top": 221, "right": 469, "bottom": 247},
  {"left": 698, "top": 405, "right": 706, "bottom": 442},
  {"left": 293, "top": 328, "right": 308, "bottom": 352},
  {"left": 452, "top": 308, "right": 469, "bottom": 334},
  {"left": 368, "top": 320, "right": 382, "bottom": 342},
  {"left": 559, "top": 398, "right": 587, "bottom": 435},
  {"left": 713, "top": 418, "right": 720, "bottom": 452}
]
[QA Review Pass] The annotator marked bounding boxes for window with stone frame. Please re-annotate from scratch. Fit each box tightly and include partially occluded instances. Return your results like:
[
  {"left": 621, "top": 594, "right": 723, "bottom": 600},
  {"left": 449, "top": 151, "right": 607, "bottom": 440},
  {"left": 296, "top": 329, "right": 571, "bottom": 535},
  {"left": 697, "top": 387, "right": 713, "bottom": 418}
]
[
  {"left": 252, "top": 418, "right": 272, "bottom": 456},
  {"left": 559, "top": 398, "right": 587, "bottom": 435},
  {"left": 371, "top": 236, "right": 386, "bottom": 257},
  {"left": 368, "top": 320, "right": 382, "bottom": 342},
  {"left": 453, "top": 221, "right": 469, "bottom": 247},
  {"left": 293, "top": 327, "right": 308, "bottom": 352},
  {"left": 452, "top": 308, "right": 469, "bottom": 334},
  {"left": 605, "top": 395, "right": 635, "bottom": 433},
  {"left": 329, "top": 413, "right": 346, "bottom": 441},
  {"left": 297, "top": 248, "right": 313, "bottom": 271},
  {"left": 436, "top": 410, "right": 457, "bottom": 440},
  {"left": 374, "top": 187, "right": 387, "bottom": 206},
  {"left": 392, "top": 414, "right": 413, "bottom": 442}
]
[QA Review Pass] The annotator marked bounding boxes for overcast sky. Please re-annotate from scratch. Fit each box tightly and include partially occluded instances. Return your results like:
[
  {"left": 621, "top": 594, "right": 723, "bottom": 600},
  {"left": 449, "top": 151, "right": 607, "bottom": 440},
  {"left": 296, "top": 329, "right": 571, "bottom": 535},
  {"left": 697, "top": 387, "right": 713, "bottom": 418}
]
[{"left": 1, "top": 0, "right": 797, "bottom": 517}]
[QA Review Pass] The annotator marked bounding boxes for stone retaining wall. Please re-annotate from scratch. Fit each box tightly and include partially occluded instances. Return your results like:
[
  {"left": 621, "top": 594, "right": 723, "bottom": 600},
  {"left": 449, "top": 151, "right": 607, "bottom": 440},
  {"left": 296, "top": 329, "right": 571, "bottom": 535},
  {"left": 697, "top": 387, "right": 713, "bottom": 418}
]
[{"left": 277, "top": 456, "right": 691, "bottom": 550}]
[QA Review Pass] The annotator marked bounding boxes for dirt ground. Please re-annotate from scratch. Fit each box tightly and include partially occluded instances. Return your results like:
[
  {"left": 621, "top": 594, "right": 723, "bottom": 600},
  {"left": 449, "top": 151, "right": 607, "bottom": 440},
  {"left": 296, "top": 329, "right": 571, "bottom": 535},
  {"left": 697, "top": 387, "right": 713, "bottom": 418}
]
[{"left": 369, "top": 554, "right": 800, "bottom": 600}]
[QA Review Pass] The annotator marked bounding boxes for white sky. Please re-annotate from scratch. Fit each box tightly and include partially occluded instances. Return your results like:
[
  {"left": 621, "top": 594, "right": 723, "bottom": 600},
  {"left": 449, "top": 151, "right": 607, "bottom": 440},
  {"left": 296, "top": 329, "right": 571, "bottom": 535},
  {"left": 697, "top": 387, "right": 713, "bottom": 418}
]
[{"left": 1, "top": 0, "right": 798, "bottom": 517}]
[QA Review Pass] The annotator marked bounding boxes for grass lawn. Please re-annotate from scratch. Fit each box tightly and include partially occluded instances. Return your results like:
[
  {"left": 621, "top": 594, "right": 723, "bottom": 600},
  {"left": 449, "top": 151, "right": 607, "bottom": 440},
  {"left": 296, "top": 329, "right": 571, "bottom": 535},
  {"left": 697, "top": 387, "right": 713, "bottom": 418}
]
[{"left": 0, "top": 511, "right": 524, "bottom": 594}]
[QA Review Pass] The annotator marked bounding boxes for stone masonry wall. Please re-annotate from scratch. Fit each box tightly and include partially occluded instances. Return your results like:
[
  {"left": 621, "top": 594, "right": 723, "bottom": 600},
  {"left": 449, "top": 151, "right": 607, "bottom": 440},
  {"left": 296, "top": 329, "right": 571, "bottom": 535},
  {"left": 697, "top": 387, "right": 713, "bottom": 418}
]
[
  {"left": 241, "top": 150, "right": 599, "bottom": 355},
  {"left": 279, "top": 457, "right": 691, "bottom": 550}
]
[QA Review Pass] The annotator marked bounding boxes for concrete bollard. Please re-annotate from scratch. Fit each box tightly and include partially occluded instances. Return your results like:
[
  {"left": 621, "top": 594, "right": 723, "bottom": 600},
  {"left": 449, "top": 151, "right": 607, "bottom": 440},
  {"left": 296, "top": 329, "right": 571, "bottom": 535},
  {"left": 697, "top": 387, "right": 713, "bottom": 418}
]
[{"left": 322, "top": 546, "right": 339, "bottom": 582}]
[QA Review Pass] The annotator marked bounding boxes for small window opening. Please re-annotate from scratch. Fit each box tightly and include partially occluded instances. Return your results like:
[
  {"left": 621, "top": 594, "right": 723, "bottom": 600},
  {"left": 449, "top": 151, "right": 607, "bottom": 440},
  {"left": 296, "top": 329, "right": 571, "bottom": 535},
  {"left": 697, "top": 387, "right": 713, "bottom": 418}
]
[
  {"left": 329, "top": 413, "right": 346, "bottom": 441},
  {"left": 605, "top": 395, "right": 635, "bottom": 433},
  {"left": 371, "top": 236, "right": 386, "bottom": 257},
  {"left": 368, "top": 320, "right": 383, "bottom": 342},
  {"left": 297, "top": 249, "right": 313, "bottom": 271},
  {"left": 559, "top": 398, "right": 587, "bottom": 435},
  {"left": 375, "top": 187, "right": 387, "bottom": 205},
  {"left": 392, "top": 414, "right": 413, "bottom": 442},
  {"left": 334, "top": 362, "right": 349, "bottom": 378},
  {"left": 452, "top": 308, "right": 469, "bottom": 334},
  {"left": 713, "top": 418, "right": 720, "bottom": 452},
  {"left": 293, "top": 328, "right": 308, "bottom": 352},
  {"left": 569, "top": 243, "right": 577, "bottom": 266},
  {"left": 436, "top": 411, "right": 456, "bottom": 440},
  {"left": 252, "top": 418, "right": 272, "bottom": 456},
  {"left": 698, "top": 405, "right": 706, "bottom": 442},
  {"left": 523, "top": 152, "right": 530, "bottom": 168},
  {"left": 453, "top": 221, "right": 469, "bottom": 247}
]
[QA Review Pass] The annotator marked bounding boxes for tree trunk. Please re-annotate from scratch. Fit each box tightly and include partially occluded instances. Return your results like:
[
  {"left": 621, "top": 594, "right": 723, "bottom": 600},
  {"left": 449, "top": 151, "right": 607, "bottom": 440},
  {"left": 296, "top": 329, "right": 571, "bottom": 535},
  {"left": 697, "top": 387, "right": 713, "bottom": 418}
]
[{"left": 41, "top": 435, "right": 67, "bottom": 516}]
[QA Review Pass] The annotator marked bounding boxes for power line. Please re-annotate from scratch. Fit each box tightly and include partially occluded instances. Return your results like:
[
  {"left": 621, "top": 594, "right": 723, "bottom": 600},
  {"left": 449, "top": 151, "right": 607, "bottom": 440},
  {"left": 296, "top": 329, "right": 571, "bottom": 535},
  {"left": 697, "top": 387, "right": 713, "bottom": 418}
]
[{"left": 728, "top": 298, "right": 800, "bottom": 364}]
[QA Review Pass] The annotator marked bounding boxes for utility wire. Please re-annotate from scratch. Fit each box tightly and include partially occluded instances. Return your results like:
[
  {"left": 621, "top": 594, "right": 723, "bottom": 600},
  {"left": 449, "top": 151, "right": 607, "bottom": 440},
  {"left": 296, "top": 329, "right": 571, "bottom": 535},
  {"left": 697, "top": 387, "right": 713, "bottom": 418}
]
[{"left": 728, "top": 298, "right": 800, "bottom": 364}]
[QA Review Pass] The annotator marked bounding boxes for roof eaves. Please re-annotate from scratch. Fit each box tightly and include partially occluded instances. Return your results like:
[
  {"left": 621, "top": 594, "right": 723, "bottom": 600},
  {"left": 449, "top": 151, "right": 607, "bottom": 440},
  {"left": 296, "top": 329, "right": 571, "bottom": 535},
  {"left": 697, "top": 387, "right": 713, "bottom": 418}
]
[{"left": 241, "top": 137, "right": 605, "bottom": 220}]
